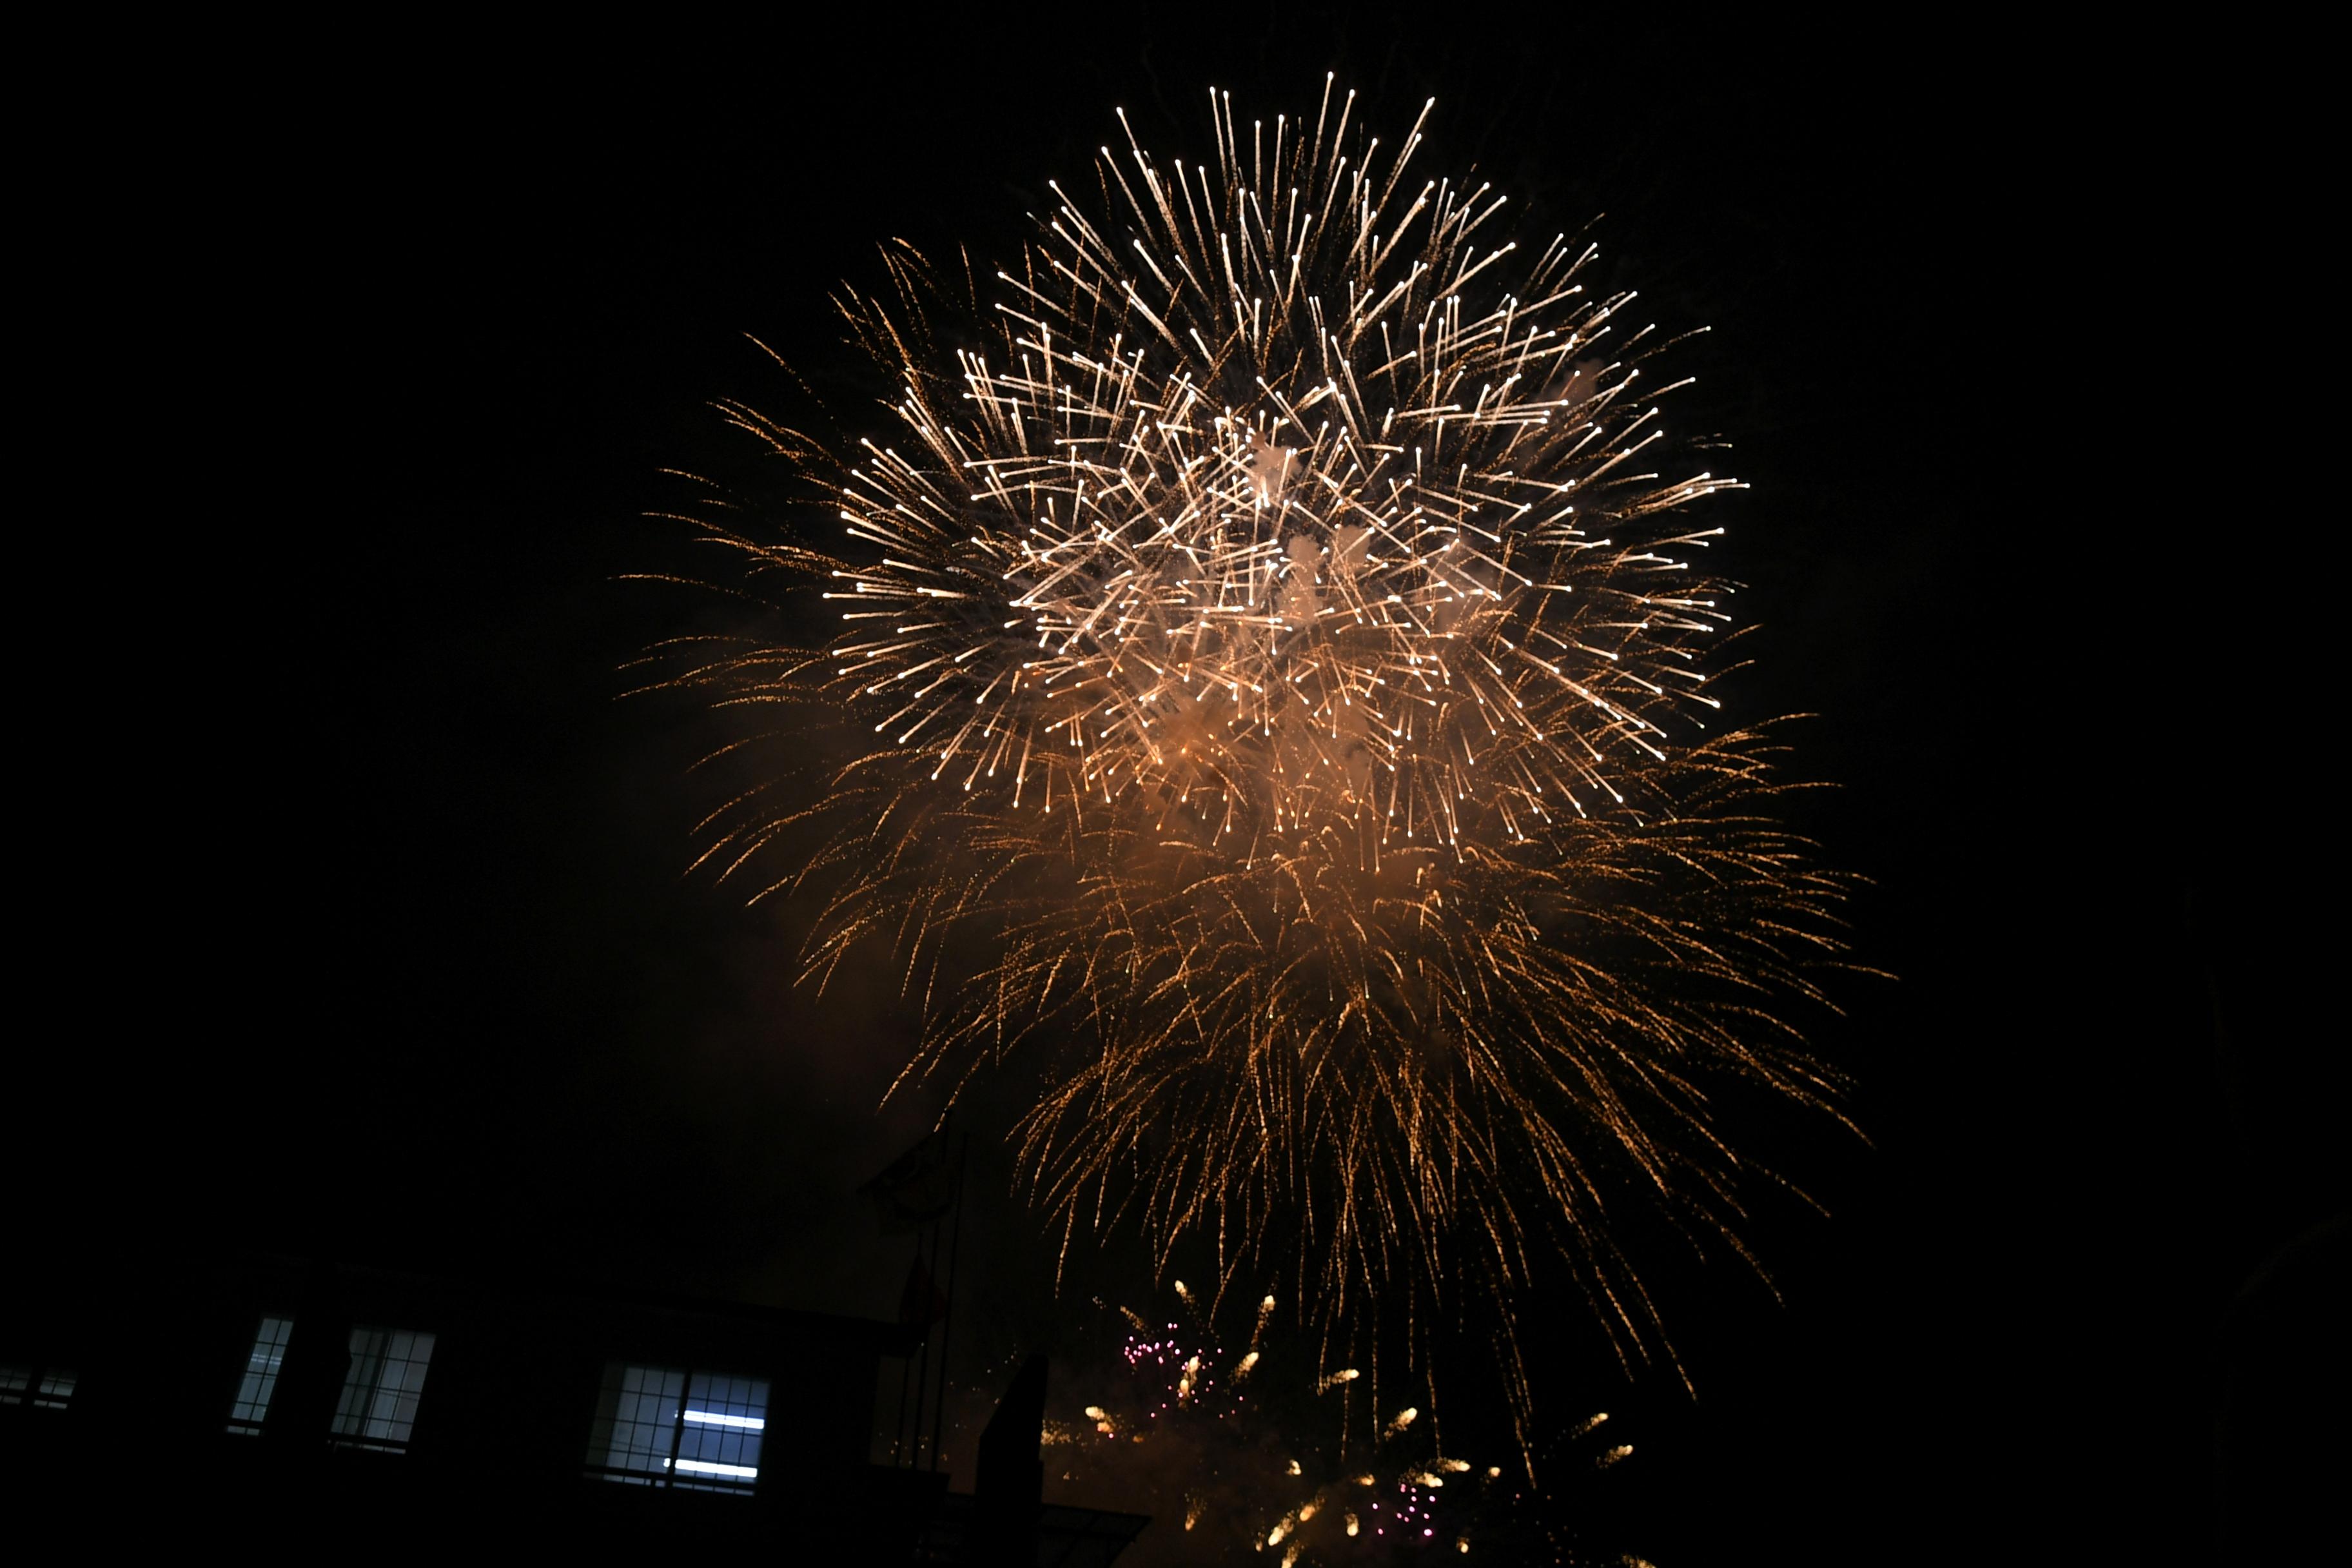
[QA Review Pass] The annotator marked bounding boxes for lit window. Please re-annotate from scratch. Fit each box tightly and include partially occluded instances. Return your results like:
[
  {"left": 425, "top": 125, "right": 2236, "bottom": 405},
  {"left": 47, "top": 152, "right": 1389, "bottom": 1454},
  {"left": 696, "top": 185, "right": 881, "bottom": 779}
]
[
  {"left": 0, "top": 1366, "right": 76, "bottom": 1411},
  {"left": 589, "top": 1364, "right": 684, "bottom": 1482},
  {"left": 227, "top": 1317, "right": 295, "bottom": 1435},
  {"left": 584, "top": 1363, "right": 769, "bottom": 1493},
  {"left": 330, "top": 1327, "right": 436, "bottom": 1451}
]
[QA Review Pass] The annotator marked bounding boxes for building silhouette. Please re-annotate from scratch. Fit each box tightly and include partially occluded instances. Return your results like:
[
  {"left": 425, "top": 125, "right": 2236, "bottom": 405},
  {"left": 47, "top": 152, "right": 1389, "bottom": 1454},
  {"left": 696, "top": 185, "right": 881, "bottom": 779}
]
[{"left": 1, "top": 1253, "right": 1144, "bottom": 1562}]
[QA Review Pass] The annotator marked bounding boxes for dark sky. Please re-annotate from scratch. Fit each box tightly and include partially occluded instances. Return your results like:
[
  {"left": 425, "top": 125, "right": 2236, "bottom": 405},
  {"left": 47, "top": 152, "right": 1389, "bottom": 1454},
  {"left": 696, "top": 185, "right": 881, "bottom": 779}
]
[{"left": 30, "top": 10, "right": 2339, "bottom": 1562}]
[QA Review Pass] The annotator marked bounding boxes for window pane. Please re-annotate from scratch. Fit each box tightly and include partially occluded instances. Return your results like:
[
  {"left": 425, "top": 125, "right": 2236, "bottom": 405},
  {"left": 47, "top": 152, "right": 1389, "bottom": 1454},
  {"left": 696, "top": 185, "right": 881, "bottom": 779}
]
[
  {"left": 1, "top": 1367, "right": 73, "bottom": 1410},
  {"left": 331, "top": 1326, "right": 436, "bottom": 1449},
  {"left": 677, "top": 1370, "right": 768, "bottom": 1489},
  {"left": 587, "top": 1363, "right": 685, "bottom": 1482},
  {"left": 227, "top": 1317, "right": 295, "bottom": 1433},
  {"left": 584, "top": 1364, "right": 765, "bottom": 1491}
]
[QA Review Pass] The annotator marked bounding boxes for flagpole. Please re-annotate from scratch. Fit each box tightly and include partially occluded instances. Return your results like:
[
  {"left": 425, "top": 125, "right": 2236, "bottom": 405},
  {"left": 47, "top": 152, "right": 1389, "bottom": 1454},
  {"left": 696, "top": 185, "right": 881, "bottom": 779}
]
[
  {"left": 890, "top": 1297, "right": 914, "bottom": 1464},
  {"left": 908, "top": 1215, "right": 936, "bottom": 1465},
  {"left": 928, "top": 1130, "right": 968, "bottom": 1471},
  {"left": 894, "top": 1218, "right": 932, "bottom": 1465}
]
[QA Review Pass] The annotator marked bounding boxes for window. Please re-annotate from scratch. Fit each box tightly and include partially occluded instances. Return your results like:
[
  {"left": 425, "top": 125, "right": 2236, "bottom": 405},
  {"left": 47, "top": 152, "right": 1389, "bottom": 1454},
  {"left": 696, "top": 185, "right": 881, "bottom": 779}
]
[
  {"left": 226, "top": 1317, "right": 295, "bottom": 1435},
  {"left": 584, "top": 1362, "right": 769, "bottom": 1493},
  {"left": 0, "top": 1366, "right": 75, "bottom": 1411},
  {"left": 329, "top": 1327, "right": 436, "bottom": 1451}
]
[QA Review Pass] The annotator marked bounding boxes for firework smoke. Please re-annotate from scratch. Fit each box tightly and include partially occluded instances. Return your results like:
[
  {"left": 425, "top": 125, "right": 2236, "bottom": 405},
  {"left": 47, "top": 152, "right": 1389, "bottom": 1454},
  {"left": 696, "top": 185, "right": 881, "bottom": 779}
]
[{"left": 648, "top": 79, "right": 1854, "bottom": 1434}]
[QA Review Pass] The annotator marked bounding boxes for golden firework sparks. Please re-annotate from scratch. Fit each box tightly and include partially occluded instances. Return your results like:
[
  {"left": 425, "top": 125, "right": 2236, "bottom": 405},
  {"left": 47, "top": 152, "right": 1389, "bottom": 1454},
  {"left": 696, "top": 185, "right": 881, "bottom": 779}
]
[
  {"left": 1053, "top": 1287, "right": 1536, "bottom": 1562},
  {"left": 653, "top": 77, "right": 1857, "bottom": 1426}
]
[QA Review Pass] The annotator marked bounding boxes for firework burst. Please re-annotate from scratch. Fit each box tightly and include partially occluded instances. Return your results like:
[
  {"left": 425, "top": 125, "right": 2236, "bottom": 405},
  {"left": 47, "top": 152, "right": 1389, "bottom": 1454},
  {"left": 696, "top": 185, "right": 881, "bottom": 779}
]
[
  {"left": 1034, "top": 1284, "right": 1631, "bottom": 1564},
  {"left": 649, "top": 79, "right": 1854, "bottom": 1424}
]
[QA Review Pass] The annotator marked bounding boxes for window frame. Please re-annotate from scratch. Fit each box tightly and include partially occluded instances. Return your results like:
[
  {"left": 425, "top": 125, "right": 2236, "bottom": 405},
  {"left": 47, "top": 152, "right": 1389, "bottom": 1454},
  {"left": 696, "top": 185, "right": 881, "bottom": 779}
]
[
  {"left": 0, "top": 1364, "right": 77, "bottom": 1412},
  {"left": 224, "top": 1315, "right": 297, "bottom": 1436},
  {"left": 328, "top": 1325, "right": 439, "bottom": 1454},
  {"left": 582, "top": 1360, "right": 772, "bottom": 1494}
]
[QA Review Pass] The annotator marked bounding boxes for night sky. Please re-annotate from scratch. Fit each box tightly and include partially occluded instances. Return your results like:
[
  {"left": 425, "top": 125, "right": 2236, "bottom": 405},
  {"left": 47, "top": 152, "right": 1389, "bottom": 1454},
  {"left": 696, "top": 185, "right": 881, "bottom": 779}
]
[{"left": 30, "top": 11, "right": 2340, "bottom": 1562}]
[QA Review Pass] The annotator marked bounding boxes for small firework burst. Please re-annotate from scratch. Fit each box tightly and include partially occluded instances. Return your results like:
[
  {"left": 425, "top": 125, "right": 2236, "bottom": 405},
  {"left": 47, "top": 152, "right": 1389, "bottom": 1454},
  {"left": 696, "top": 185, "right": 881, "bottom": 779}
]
[{"left": 1043, "top": 1286, "right": 1632, "bottom": 1565}]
